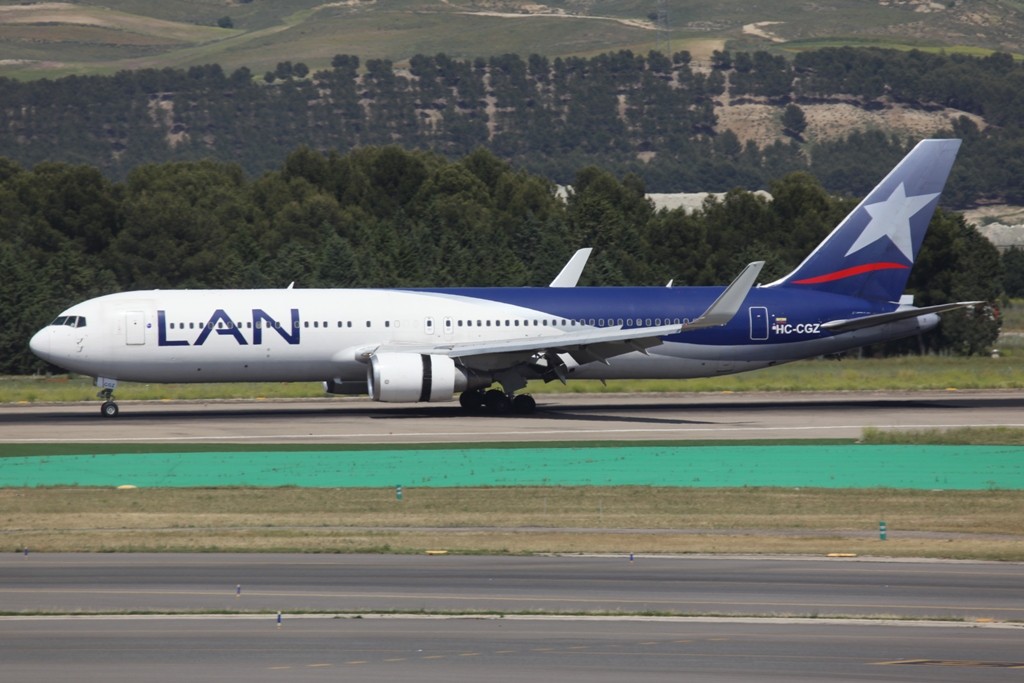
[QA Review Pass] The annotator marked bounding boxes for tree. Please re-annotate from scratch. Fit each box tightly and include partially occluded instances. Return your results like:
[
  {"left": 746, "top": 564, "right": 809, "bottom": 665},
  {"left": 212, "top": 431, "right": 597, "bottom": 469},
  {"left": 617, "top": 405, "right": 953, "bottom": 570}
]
[
  {"left": 1003, "top": 247, "right": 1024, "bottom": 298},
  {"left": 217, "top": 16, "right": 233, "bottom": 29},
  {"left": 781, "top": 104, "right": 807, "bottom": 140}
]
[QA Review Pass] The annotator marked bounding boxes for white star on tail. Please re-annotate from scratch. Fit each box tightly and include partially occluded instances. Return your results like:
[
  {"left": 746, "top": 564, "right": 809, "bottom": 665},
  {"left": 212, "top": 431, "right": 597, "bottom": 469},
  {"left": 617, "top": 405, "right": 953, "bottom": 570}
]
[{"left": 844, "top": 183, "right": 939, "bottom": 261}]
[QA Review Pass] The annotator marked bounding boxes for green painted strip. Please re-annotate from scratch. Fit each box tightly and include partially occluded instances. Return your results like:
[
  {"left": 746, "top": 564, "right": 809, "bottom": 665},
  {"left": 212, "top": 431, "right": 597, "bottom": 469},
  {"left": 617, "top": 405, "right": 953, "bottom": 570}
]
[{"left": 1, "top": 445, "right": 1022, "bottom": 489}]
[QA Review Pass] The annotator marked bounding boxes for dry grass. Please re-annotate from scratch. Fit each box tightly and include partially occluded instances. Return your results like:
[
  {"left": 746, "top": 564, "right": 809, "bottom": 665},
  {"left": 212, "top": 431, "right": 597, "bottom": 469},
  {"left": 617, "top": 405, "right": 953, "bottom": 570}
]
[{"left": 4, "top": 487, "right": 1022, "bottom": 560}]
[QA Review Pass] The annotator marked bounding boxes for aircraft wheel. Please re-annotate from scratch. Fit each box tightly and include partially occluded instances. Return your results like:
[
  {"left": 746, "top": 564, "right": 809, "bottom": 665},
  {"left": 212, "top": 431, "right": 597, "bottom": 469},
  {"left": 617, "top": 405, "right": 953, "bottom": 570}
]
[
  {"left": 483, "top": 389, "right": 511, "bottom": 414},
  {"left": 459, "top": 390, "right": 485, "bottom": 412},
  {"left": 512, "top": 394, "right": 536, "bottom": 415},
  {"left": 100, "top": 401, "right": 119, "bottom": 418}
]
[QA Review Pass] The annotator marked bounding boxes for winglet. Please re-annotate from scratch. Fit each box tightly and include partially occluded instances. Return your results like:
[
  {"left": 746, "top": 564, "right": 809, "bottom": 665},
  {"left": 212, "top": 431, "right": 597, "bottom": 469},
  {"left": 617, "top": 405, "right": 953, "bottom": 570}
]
[
  {"left": 682, "top": 261, "right": 764, "bottom": 331},
  {"left": 549, "top": 248, "right": 593, "bottom": 287}
]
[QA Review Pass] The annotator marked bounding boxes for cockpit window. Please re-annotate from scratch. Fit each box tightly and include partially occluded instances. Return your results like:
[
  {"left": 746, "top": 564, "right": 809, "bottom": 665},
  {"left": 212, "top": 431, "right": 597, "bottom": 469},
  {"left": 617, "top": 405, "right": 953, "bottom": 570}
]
[{"left": 51, "top": 316, "right": 86, "bottom": 328}]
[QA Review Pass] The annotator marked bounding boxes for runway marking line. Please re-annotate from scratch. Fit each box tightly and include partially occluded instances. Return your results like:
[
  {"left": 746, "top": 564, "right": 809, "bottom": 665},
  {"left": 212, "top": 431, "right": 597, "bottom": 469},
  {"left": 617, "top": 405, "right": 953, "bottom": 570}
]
[{"left": 306, "top": 663, "right": 332, "bottom": 668}]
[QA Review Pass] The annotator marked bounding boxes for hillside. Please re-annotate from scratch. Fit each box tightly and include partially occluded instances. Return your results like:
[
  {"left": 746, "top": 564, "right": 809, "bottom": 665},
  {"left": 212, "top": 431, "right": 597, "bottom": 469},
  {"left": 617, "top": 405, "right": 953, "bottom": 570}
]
[{"left": 1, "top": 0, "right": 1022, "bottom": 80}]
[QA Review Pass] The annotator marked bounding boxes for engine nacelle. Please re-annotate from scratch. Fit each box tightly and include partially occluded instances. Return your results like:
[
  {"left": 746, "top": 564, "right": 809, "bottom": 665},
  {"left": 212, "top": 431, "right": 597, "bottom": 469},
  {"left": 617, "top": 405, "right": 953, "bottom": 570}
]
[
  {"left": 322, "top": 378, "right": 367, "bottom": 395},
  {"left": 368, "top": 352, "right": 470, "bottom": 403}
]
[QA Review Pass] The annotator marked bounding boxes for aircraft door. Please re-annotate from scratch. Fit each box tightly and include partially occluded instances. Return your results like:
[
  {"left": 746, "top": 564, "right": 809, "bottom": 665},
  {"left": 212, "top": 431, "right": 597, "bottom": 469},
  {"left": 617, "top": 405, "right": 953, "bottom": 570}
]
[
  {"left": 442, "top": 316, "right": 454, "bottom": 339},
  {"left": 424, "top": 317, "right": 435, "bottom": 337},
  {"left": 749, "top": 306, "right": 768, "bottom": 341},
  {"left": 125, "top": 311, "right": 146, "bottom": 345}
]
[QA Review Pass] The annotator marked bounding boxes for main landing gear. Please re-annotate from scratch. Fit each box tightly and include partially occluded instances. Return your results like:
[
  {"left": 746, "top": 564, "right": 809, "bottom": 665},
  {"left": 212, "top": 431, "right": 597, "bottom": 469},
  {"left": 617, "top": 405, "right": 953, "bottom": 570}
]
[
  {"left": 97, "top": 385, "right": 119, "bottom": 418},
  {"left": 459, "top": 389, "right": 536, "bottom": 415}
]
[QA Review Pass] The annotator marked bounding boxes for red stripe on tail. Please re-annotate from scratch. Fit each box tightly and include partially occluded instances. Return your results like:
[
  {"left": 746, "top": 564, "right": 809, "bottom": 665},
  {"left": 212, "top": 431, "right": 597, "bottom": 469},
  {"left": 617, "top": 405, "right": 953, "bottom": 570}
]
[{"left": 791, "top": 262, "right": 909, "bottom": 285}]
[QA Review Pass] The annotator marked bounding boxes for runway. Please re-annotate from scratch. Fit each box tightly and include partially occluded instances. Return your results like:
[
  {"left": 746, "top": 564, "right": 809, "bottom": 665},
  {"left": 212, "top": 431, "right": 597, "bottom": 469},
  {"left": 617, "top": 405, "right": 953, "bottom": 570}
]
[
  {"left": 3, "top": 390, "right": 1023, "bottom": 443},
  {"left": 3, "top": 553, "right": 1022, "bottom": 620},
  {"left": 3, "top": 616, "right": 1022, "bottom": 683},
  {"left": 2, "top": 554, "right": 1022, "bottom": 683}
]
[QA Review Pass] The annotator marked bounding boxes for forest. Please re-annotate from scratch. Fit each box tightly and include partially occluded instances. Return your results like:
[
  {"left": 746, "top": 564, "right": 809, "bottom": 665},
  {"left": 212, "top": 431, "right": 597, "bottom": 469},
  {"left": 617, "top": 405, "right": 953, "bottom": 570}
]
[
  {"left": 1, "top": 47, "right": 1024, "bottom": 204},
  {"left": 0, "top": 145, "right": 1006, "bottom": 375}
]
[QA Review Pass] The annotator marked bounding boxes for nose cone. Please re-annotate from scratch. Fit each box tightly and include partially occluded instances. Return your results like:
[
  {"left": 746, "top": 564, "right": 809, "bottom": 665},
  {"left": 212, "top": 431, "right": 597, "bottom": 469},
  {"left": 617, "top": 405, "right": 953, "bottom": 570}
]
[{"left": 29, "top": 327, "right": 52, "bottom": 363}]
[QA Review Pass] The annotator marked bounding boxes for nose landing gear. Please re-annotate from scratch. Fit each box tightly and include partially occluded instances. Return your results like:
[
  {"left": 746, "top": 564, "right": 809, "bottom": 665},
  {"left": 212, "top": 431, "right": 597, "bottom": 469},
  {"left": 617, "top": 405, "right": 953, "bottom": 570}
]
[
  {"left": 96, "top": 379, "right": 119, "bottom": 418},
  {"left": 100, "top": 399, "right": 119, "bottom": 418}
]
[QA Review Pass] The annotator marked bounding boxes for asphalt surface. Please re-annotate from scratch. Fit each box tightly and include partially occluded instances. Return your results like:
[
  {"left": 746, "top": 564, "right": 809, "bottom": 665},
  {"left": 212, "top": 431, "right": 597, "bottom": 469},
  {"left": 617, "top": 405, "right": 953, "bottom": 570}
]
[
  {"left": 3, "top": 616, "right": 1022, "bottom": 683},
  {"left": 3, "top": 390, "right": 1024, "bottom": 443},
  {"left": 3, "top": 553, "right": 1022, "bottom": 621},
  {"left": 2, "top": 554, "right": 1023, "bottom": 683}
]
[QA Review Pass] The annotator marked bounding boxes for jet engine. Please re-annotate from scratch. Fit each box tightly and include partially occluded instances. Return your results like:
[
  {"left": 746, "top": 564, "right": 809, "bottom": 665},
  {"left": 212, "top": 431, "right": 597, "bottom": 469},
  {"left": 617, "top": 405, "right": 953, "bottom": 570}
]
[{"left": 368, "top": 352, "right": 477, "bottom": 403}]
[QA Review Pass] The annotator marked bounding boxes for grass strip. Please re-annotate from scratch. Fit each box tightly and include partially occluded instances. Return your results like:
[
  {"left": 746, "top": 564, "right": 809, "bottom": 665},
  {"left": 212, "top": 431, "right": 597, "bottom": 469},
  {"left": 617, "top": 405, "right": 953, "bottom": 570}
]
[
  {"left": 3, "top": 486, "right": 1022, "bottom": 560},
  {"left": 863, "top": 427, "right": 1024, "bottom": 445}
]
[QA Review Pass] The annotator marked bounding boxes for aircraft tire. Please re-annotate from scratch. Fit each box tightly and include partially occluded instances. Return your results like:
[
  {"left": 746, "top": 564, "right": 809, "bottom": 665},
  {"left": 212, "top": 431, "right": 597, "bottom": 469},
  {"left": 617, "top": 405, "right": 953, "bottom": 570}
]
[
  {"left": 100, "top": 401, "right": 119, "bottom": 418},
  {"left": 459, "top": 390, "right": 485, "bottom": 411},
  {"left": 512, "top": 394, "right": 536, "bottom": 415},
  {"left": 483, "top": 389, "right": 511, "bottom": 414}
]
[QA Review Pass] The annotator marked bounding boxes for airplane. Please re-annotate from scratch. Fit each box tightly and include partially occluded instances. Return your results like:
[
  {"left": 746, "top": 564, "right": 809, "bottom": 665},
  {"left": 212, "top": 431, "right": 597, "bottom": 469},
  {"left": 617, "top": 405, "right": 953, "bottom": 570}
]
[{"left": 30, "top": 139, "right": 981, "bottom": 418}]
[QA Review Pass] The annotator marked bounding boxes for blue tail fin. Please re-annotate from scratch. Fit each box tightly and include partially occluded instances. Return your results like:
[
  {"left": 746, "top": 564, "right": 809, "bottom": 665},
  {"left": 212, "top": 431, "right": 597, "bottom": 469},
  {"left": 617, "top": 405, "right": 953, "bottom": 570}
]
[{"left": 768, "top": 139, "right": 961, "bottom": 302}]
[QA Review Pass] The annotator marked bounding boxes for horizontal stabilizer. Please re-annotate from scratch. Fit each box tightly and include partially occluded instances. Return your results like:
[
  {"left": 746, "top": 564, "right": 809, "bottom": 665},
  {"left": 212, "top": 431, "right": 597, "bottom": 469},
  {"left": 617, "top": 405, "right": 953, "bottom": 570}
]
[
  {"left": 821, "top": 301, "right": 983, "bottom": 333},
  {"left": 680, "top": 261, "right": 764, "bottom": 331}
]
